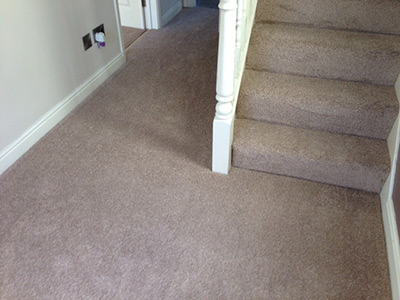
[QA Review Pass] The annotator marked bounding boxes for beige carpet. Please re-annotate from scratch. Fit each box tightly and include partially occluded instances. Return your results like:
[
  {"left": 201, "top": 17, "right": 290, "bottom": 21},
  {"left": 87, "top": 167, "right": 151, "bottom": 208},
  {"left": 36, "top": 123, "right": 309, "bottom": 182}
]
[
  {"left": 234, "top": 0, "right": 399, "bottom": 193},
  {"left": 121, "top": 26, "right": 145, "bottom": 49},
  {"left": 0, "top": 8, "right": 391, "bottom": 300},
  {"left": 256, "top": 0, "right": 400, "bottom": 35}
]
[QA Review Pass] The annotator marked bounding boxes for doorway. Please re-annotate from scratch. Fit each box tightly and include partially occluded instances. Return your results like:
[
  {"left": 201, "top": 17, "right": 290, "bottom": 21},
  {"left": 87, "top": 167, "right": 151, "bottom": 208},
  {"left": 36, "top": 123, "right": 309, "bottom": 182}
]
[
  {"left": 121, "top": 27, "right": 145, "bottom": 49},
  {"left": 118, "top": 0, "right": 183, "bottom": 30},
  {"left": 196, "top": 0, "right": 219, "bottom": 9}
]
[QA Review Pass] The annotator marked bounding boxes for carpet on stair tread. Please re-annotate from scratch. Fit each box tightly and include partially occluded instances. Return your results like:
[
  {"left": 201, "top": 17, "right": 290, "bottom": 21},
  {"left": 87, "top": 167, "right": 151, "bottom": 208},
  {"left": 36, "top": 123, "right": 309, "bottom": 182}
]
[
  {"left": 246, "top": 22, "right": 400, "bottom": 86},
  {"left": 233, "top": 118, "right": 391, "bottom": 193},
  {"left": 237, "top": 70, "right": 399, "bottom": 140},
  {"left": 256, "top": 0, "right": 400, "bottom": 35}
]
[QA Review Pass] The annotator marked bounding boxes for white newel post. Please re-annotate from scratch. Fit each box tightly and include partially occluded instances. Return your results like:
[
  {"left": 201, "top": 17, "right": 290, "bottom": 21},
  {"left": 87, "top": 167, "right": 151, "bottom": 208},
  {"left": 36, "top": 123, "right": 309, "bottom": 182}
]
[{"left": 212, "top": 0, "right": 238, "bottom": 174}]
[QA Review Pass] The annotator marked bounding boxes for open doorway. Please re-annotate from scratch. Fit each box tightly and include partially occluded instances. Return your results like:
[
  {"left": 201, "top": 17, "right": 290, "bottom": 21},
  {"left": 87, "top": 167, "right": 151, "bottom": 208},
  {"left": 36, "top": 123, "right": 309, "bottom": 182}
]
[
  {"left": 118, "top": 0, "right": 183, "bottom": 30},
  {"left": 121, "top": 27, "right": 146, "bottom": 49},
  {"left": 118, "top": 0, "right": 183, "bottom": 49},
  {"left": 196, "top": 0, "right": 219, "bottom": 9}
]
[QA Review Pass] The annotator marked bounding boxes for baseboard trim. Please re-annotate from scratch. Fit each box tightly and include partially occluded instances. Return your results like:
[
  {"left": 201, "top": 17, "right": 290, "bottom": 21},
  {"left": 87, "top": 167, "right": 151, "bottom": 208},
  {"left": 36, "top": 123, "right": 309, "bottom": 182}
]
[
  {"left": 381, "top": 179, "right": 400, "bottom": 300},
  {"left": 0, "top": 53, "right": 126, "bottom": 175},
  {"left": 381, "top": 73, "right": 400, "bottom": 300},
  {"left": 161, "top": 1, "right": 182, "bottom": 27}
]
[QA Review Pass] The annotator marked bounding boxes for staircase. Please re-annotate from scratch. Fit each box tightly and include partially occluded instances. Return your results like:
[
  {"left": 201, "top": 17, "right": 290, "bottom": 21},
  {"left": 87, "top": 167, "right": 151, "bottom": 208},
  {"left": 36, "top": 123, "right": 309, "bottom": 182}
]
[{"left": 233, "top": 0, "right": 400, "bottom": 193}]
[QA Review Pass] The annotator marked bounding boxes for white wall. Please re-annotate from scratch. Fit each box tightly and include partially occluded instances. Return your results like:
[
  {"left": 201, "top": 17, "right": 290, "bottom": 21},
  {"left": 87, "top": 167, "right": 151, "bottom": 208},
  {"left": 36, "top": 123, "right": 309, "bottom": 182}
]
[
  {"left": 0, "top": 0, "right": 124, "bottom": 174},
  {"left": 159, "top": 0, "right": 182, "bottom": 27},
  {"left": 161, "top": 0, "right": 180, "bottom": 14}
]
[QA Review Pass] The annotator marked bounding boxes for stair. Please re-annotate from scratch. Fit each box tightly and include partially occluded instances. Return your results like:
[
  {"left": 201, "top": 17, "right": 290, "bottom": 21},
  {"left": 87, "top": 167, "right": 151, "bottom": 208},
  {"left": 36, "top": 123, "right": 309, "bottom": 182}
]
[
  {"left": 233, "top": 119, "right": 390, "bottom": 193},
  {"left": 256, "top": 0, "right": 400, "bottom": 35},
  {"left": 237, "top": 70, "right": 398, "bottom": 139},
  {"left": 246, "top": 23, "right": 400, "bottom": 86},
  {"left": 234, "top": 0, "right": 400, "bottom": 193}
]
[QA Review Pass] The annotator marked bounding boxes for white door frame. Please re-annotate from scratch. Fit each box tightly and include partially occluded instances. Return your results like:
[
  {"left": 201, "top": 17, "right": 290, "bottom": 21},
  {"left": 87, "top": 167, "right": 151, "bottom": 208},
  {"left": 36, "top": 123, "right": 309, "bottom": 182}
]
[
  {"left": 113, "top": 0, "right": 126, "bottom": 53},
  {"left": 145, "top": 0, "right": 160, "bottom": 29}
]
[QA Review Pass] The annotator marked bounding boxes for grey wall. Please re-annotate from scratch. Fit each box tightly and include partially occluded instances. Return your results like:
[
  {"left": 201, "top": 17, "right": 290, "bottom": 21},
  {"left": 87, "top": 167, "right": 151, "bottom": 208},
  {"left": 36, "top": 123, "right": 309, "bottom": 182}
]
[{"left": 0, "top": 0, "right": 122, "bottom": 154}]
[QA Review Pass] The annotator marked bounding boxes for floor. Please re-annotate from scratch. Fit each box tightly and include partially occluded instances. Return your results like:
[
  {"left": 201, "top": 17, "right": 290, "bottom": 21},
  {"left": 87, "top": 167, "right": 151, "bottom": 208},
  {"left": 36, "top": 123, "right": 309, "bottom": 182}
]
[
  {"left": 121, "top": 26, "right": 145, "bottom": 49},
  {"left": 0, "top": 8, "right": 391, "bottom": 300}
]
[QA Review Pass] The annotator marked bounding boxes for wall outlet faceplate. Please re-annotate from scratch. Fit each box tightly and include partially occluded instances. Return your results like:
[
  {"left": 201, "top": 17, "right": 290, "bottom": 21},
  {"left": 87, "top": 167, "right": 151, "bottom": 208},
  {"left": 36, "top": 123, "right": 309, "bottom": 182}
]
[
  {"left": 93, "top": 24, "right": 105, "bottom": 39},
  {"left": 82, "top": 33, "right": 92, "bottom": 51}
]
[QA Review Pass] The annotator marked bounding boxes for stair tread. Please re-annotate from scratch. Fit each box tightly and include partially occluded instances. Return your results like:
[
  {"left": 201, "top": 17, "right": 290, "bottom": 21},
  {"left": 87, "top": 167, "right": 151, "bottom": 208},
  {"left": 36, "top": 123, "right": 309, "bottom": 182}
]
[
  {"left": 246, "top": 23, "right": 400, "bottom": 85},
  {"left": 237, "top": 70, "right": 399, "bottom": 139},
  {"left": 233, "top": 118, "right": 391, "bottom": 193},
  {"left": 256, "top": 0, "right": 400, "bottom": 35}
]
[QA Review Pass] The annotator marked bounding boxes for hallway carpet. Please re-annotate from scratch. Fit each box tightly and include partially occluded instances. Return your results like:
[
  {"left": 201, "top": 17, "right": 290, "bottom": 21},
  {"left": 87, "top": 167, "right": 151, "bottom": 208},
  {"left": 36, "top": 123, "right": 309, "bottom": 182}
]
[
  {"left": 121, "top": 26, "right": 145, "bottom": 49},
  {"left": 0, "top": 8, "right": 391, "bottom": 300}
]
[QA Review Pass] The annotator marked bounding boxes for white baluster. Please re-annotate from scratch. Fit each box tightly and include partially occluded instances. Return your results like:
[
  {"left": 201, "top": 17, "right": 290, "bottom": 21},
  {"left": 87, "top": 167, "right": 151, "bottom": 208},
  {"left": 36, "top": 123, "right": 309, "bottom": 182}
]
[
  {"left": 235, "top": 0, "right": 243, "bottom": 77},
  {"left": 215, "top": 0, "right": 237, "bottom": 121}
]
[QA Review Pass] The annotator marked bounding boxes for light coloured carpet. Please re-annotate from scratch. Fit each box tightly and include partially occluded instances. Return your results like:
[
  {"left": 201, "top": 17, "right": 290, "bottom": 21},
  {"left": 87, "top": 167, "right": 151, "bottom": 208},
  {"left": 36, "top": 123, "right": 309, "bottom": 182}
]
[
  {"left": 233, "top": 118, "right": 390, "bottom": 193},
  {"left": 121, "top": 26, "right": 145, "bottom": 49},
  {"left": 234, "top": 0, "right": 399, "bottom": 194},
  {"left": 246, "top": 22, "right": 400, "bottom": 86},
  {"left": 256, "top": 0, "right": 400, "bottom": 35},
  {"left": 0, "top": 8, "right": 391, "bottom": 300},
  {"left": 237, "top": 69, "right": 398, "bottom": 140}
]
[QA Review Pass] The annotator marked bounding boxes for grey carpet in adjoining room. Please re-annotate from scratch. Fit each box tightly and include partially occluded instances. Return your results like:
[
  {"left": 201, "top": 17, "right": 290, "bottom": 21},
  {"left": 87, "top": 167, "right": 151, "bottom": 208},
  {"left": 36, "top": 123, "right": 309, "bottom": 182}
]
[
  {"left": 121, "top": 26, "right": 145, "bottom": 48},
  {"left": 0, "top": 8, "right": 391, "bottom": 300}
]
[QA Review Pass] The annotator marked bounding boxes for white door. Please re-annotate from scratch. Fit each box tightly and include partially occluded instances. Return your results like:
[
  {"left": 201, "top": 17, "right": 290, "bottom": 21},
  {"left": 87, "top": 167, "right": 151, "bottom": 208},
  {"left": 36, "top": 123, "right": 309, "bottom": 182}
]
[{"left": 118, "top": 0, "right": 145, "bottom": 29}]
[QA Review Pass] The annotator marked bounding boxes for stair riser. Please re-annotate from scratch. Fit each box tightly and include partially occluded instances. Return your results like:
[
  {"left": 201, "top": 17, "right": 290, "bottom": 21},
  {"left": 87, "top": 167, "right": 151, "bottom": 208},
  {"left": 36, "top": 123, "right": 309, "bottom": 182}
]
[
  {"left": 247, "top": 25, "right": 400, "bottom": 86},
  {"left": 238, "top": 97, "right": 394, "bottom": 140},
  {"left": 257, "top": 0, "right": 400, "bottom": 35},
  {"left": 232, "top": 148, "right": 387, "bottom": 193},
  {"left": 237, "top": 71, "right": 399, "bottom": 140}
]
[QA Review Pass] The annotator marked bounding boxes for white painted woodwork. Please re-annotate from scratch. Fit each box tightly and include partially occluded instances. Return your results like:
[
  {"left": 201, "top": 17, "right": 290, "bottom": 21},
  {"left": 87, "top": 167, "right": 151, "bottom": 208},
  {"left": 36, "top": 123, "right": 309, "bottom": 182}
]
[
  {"left": 118, "top": 0, "right": 145, "bottom": 29},
  {"left": 212, "top": 0, "right": 259, "bottom": 174},
  {"left": 143, "top": 2, "right": 153, "bottom": 29},
  {"left": 381, "top": 74, "right": 400, "bottom": 300}
]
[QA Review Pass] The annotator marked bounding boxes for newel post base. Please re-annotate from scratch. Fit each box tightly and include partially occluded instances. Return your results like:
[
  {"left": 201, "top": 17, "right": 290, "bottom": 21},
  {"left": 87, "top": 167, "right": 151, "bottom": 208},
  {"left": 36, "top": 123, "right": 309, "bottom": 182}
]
[{"left": 212, "top": 116, "right": 234, "bottom": 174}]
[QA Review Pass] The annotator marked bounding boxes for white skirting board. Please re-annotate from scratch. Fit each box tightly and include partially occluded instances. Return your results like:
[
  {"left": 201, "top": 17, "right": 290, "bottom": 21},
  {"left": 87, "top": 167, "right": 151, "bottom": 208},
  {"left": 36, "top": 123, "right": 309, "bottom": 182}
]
[
  {"left": 0, "top": 53, "right": 126, "bottom": 175},
  {"left": 381, "top": 176, "right": 400, "bottom": 300},
  {"left": 380, "top": 75, "right": 400, "bottom": 300}
]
